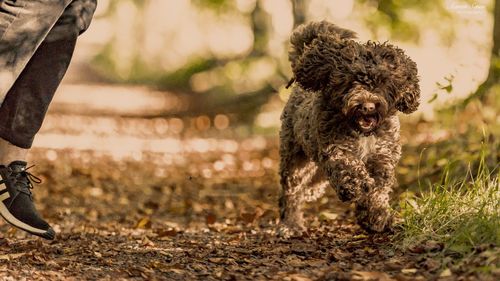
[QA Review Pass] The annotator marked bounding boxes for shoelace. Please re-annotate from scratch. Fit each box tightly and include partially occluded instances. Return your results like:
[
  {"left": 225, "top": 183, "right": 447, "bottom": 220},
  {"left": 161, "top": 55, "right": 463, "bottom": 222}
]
[{"left": 8, "top": 165, "right": 42, "bottom": 201}]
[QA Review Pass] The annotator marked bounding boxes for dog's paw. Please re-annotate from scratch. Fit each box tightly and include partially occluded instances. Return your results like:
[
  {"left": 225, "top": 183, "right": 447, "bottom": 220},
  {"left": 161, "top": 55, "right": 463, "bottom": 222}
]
[
  {"left": 356, "top": 206, "right": 395, "bottom": 233},
  {"left": 337, "top": 188, "right": 356, "bottom": 202},
  {"left": 366, "top": 215, "right": 392, "bottom": 233},
  {"left": 336, "top": 185, "right": 362, "bottom": 202},
  {"left": 336, "top": 177, "right": 374, "bottom": 202},
  {"left": 277, "top": 223, "right": 306, "bottom": 239},
  {"left": 386, "top": 212, "right": 404, "bottom": 233}
]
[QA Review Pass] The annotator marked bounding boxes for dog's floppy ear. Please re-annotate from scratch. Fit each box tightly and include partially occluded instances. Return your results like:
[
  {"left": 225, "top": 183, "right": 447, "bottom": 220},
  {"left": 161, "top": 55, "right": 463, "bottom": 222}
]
[
  {"left": 289, "top": 21, "right": 357, "bottom": 92},
  {"left": 292, "top": 37, "right": 334, "bottom": 91},
  {"left": 291, "top": 35, "right": 360, "bottom": 92},
  {"left": 396, "top": 75, "right": 420, "bottom": 114},
  {"left": 371, "top": 43, "right": 420, "bottom": 114}
]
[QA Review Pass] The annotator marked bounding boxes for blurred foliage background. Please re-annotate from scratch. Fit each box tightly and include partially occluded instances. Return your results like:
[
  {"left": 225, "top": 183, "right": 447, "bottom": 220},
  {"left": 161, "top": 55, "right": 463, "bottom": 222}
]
[{"left": 66, "top": 0, "right": 497, "bottom": 129}]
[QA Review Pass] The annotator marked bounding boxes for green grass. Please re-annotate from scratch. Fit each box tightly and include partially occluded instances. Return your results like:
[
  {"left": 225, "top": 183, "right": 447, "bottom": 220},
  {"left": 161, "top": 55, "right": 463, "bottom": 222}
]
[
  {"left": 399, "top": 151, "right": 499, "bottom": 256},
  {"left": 397, "top": 87, "right": 500, "bottom": 259}
]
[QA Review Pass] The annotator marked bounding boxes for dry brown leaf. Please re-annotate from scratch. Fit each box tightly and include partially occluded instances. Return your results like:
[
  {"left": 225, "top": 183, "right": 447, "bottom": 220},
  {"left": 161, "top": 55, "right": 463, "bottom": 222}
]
[
  {"left": 439, "top": 268, "right": 452, "bottom": 277},
  {"left": 383, "top": 259, "right": 403, "bottom": 271},
  {"left": 351, "top": 270, "right": 394, "bottom": 281},
  {"left": 0, "top": 253, "right": 25, "bottom": 261},
  {"left": 240, "top": 212, "right": 257, "bottom": 224},
  {"left": 401, "top": 268, "right": 417, "bottom": 274},
  {"left": 423, "top": 258, "right": 440, "bottom": 271},
  {"left": 286, "top": 274, "right": 313, "bottom": 281},
  {"left": 205, "top": 213, "right": 216, "bottom": 225},
  {"left": 156, "top": 228, "right": 178, "bottom": 237},
  {"left": 423, "top": 240, "right": 444, "bottom": 252},
  {"left": 135, "top": 217, "right": 152, "bottom": 229},
  {"left": 208, "top": 258, "right": 225, "bottom": 264},
  {"left": 319, "top": 211, "right": 338, "bottom": 221}
]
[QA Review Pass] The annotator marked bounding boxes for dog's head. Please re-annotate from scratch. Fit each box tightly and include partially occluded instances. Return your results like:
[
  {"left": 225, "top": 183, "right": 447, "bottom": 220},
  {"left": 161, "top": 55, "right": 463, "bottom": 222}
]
[
  {"left": 290, "top": 24, "right": 420, "bottom": 133},
  {"left": 342, "top": 84, "right": 389, "bottom": 134}
]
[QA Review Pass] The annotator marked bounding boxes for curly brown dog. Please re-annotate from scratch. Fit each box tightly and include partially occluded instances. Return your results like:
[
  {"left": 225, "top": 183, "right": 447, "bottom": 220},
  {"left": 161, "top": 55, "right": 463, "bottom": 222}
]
[{"left": 278, "top": 21, "right": 420, "bottom": 236}]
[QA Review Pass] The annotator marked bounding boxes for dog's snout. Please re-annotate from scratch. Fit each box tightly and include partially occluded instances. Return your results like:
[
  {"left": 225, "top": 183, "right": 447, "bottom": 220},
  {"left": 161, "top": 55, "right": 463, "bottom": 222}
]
[{"left": 361, "top": 103, "right": 376, "bottom": 113}]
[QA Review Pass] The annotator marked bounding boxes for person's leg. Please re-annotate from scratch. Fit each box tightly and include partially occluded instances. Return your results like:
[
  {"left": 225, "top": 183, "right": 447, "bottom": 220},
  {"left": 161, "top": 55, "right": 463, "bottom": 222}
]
[
  {"left": 0, "top": 0, "right": 96, "bottom": 240},
  {"left": 0, "top": 0, "right": 97, "bottom": 150},
  {"left": 0, "top": 139, "right": 27, "bottom": 165},
  {"left": 0, "top": 0, "right": 73, "bottom": 105},
  {"left": 0, "top": 36, "right": 78, "bottom": 150}
]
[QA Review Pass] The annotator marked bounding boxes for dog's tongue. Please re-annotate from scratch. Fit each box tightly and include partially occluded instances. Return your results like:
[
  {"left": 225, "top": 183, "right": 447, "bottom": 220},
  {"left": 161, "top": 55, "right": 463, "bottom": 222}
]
[
  {"left": 358, "top": 115, "right": 377, "bottom": 130},
  {"left": 363, "top": 116, "right": 376, "bottom": 124}
]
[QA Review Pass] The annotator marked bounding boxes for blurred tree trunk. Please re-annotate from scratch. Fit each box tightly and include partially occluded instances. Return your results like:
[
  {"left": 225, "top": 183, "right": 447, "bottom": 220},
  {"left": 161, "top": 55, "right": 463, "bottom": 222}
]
[
  {"left": 493, "top": 0, "right": 500, "bottom": 57},
  {"left": 211, "top": 0, "right": 308, "bottom": 124},
  {"left": 462, "top": 0, "right": 499, "bottom": 106},
  {"left": 250, "top": 0, "right": 270, "bottom": 57},
  {"left": 215, "top": 0, "right": 275, "bottom": 123},
  {"left": 292, "top": 0, "right": 307, "bottom": 27}
]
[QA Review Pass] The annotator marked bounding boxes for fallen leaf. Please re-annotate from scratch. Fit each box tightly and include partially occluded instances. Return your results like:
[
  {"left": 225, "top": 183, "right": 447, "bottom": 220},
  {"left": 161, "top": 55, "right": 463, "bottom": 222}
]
[
  {"left": 208, "top": 258, "right": 225, "bottom": 264},
  {"left": 156, "top": 228, "right": 178, "bottom": 237},
  {"left": 353, "top": 234, "right": 369, "bottom": 240},
  {"left": 408, "top": 244, "right": 425, "bottom": 254},
  {"left": 240, "top": 212, "right": 257, "bottom": 224},
  {"left": 319, "top": 211, "right": 338, "bottom": 221},
  {"left": 383, "top": 258, "right": 403, "bottom": 270},
  {"left": 286, "top": 255, "right": 305, "bottom": 267},
  {"left": 401, "top": 268, "right": 417, "bottom": 274},
  {"left": 351, "top": 270, "right": 394, "bottom": 281},
  {"left": 136, "top": 217, "right": 152, "bottom": 229},
  {"left": 205, "top": 212, "right": 216, "bottom": 225},
  {"left": 141, "top": 236, "right": 155, "bottom": 247},
  {"left": 241, "top": 207, "right": 264, "bottom": 224},
  {"left": 423, "top": 258, "right": 440, "bottom": 271},
  {"left": 168, "top": 268, "right": 186, "bottom": 274},
  {"left": 0, "top": 253, "right": 25, "bottom": 261},
  {"left": 287, "top": 274, "right": 313, "bottom": 281},
  {"left": 439, "top": 268, "right": 452, "bottom": 277},
  {"left": 423, "top": 240, "right": 443, "bottom": 252}
]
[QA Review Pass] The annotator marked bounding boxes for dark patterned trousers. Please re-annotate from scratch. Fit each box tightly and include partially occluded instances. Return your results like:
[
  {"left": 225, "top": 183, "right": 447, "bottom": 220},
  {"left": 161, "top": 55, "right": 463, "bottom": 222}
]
[{"left": 0, "top": 0, "right": 97, "bottom": 148}]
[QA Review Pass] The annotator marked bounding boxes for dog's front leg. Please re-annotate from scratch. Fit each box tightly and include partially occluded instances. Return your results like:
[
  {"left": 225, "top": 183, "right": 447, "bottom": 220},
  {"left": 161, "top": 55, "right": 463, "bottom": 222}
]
[
  {"left": 357, "top": 118, "right": 402, "bottom": 232},
  {"left": 320, "top": 145, "right": 374, "bottom": 203},
  {"left": 356, "top": 155, "right": 398, "bottom": 232}
]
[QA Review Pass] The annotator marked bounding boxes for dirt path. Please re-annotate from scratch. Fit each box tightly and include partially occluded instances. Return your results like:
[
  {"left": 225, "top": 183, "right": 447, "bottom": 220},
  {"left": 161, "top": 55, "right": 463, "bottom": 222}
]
[
  {"left": 0, "top": 115, "right": 495, "bottom": 280},
  {"left": 0, "top": 147, "right": 408, "bottom": 281}
]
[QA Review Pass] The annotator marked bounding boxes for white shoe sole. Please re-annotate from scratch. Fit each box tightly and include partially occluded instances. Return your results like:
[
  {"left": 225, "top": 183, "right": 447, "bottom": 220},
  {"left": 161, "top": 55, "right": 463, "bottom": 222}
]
[{"left": 0, "top": 192, "right": 55, "bottom": 240}]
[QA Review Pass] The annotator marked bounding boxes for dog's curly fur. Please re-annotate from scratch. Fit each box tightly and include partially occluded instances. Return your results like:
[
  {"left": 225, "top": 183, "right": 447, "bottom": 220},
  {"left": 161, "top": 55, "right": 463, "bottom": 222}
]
[{"left": 278, "top": 21, "right": 420, "bottom": 236}]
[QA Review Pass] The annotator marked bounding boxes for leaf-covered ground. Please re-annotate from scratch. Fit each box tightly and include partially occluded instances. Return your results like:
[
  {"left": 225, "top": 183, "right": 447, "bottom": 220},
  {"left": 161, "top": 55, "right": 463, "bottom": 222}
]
[{"left": 0, "top": 114, "right": 497, "bottom": 280}]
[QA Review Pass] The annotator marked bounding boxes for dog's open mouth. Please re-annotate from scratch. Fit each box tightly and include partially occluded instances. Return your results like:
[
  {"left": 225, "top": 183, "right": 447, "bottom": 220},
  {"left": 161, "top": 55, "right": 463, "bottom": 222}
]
[{"left": 356, "top": 114, "right": 378, "bottom": 133}]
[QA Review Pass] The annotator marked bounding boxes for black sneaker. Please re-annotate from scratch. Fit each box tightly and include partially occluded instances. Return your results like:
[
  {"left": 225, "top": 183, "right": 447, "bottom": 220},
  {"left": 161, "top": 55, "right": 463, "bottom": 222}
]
[{"left": 0, "top": 161, "right": 55, "bottom": 240}]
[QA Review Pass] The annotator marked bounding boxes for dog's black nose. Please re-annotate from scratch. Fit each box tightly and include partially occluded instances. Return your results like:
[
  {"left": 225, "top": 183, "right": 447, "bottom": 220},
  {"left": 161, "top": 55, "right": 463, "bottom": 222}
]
[{"left": 362, "top": 103, "right": 376, "bottom": 113}]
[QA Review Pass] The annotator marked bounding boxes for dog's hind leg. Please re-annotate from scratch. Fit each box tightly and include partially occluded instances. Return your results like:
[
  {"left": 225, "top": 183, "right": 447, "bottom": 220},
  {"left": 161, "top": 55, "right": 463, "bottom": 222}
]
[
  {"left": 278, "top": 159, "right": 328, "bottom": 238},
  {"left": 278, "top": 150, "right": 308, "bottom": 237},
  {"left": 302, "top": 165, "right": 329, "bottom": 203},
  {"left": 279, "top": 113, "right": 334, "bottom": 237}
]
